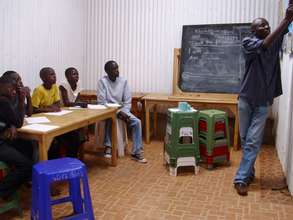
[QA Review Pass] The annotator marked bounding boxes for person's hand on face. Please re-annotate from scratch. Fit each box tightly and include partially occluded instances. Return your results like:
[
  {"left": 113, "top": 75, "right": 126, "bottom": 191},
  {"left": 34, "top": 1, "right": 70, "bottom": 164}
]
[
  {"left": 18, "top": 87, "right": 30, "bottom": 102},
  {"left": 22, "top": 86, "right": 31, "bottom": 97}
]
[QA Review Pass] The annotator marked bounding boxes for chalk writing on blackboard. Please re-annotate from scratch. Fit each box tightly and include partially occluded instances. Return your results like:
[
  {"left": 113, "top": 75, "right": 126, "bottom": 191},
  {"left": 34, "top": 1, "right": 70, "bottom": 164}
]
[{"left": 180, "top": 23, "right": 251, "bottom": 93}]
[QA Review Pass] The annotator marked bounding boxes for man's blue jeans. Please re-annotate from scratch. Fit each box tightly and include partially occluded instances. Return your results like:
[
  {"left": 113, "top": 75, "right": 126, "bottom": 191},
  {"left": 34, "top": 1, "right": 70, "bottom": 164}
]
[
  {"left": 104, "top": 111, "right": 142, "bottom": 155},
  {"left": 234, "top": 98, "right": 269, "bottom": 185}
]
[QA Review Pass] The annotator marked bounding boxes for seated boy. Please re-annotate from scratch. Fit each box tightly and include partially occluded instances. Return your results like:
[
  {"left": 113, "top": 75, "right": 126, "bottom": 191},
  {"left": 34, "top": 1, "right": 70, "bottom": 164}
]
[
  {"left": 0, "top": 75, "right": 33, "bottom": 199},
  {"left": 32, "top": 67, "right": 81, "bottom": 158},
  {"left": 59, "top": 67, "right": 87, "bottom": 153},
  {"left": 97, "top": 60, "right": 147, "bottom": 163},
  {"left": 2, "top": 71, "right": 36, "bottom": 162},
  {"left": 2, "top": 70, "right": 33, "bottom": 116},
  {"left": 59, "top": 67, "right": 85, "bottom": 107},
  {"left": 32, "top": 67, "right": 61, "bottom": 113}
]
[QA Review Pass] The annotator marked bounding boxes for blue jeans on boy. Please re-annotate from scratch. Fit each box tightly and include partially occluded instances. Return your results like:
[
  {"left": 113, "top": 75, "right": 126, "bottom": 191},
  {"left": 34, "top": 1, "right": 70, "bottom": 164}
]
[
  {"left": 234, "top": 98, "right": 269, "bottom": 185},
  {"left": 104, "top": 111, "right": 142, "bottom": 155}
]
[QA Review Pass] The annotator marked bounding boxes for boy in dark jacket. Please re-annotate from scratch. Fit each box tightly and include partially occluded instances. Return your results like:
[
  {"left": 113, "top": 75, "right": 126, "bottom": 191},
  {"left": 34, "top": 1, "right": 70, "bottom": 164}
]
[{"left": 0, "top": 75, "right": 32, "bottom": 199}]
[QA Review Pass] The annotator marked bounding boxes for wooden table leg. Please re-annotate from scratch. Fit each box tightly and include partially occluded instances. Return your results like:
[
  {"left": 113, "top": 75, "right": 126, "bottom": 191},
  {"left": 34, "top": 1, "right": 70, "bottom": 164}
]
[
  {"left": 111, "top": 114, "right": 117, "bottom": 166},
  {"left": 145, "top": 101, "right": 151, "bottom": 144},
  {"left": 153, "top": 104, "right": 158, "bottom": 138},
  {"left": 39, "top": 136, "right": 53, "bottom": 161}
]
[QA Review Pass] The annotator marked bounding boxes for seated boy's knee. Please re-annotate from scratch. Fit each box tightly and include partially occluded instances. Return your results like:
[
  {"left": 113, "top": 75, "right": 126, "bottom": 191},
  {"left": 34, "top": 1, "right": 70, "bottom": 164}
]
[
  {"left": 24, "top": 157, "right": 33, "bottom": 168},
  {"left": 132, "top": 117, "right": 141, "bottom": 125}
]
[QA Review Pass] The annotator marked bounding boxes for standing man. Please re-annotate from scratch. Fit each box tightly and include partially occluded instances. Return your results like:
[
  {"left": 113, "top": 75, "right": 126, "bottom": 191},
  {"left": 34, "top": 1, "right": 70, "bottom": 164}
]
[
  {"left": 234, "top": 5, "right": 293, "bottom": 196},
  {"left": 97, "top": 60, "right": 147, "bottom": 163}
]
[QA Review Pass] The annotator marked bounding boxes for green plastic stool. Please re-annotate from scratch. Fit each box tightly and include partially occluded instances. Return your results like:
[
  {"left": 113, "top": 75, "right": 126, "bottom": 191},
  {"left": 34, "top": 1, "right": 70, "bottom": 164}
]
[
  {"left": 0, "top": 161, "right": 23, "bottom": 217},
  {"left": 199, "top": 137, "right": 231, "bottom": 169},
  {"left": 164, "top": 108, "right": 200, "bottom": 169},
  {"left": 198, "top": 109, "right": 231, "bottom": 150}
]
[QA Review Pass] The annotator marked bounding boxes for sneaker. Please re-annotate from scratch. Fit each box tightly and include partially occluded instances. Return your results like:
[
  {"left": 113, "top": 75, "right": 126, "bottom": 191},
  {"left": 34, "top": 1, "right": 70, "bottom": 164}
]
[
  {"left": 104, "top": 147, "right": 112, "bottom": 158},
  {"left": 131, "top": 153, "right": 147, "bottom": 163},
  {"left": 234, "top": 183, "right": 248, "bottom": 196}
]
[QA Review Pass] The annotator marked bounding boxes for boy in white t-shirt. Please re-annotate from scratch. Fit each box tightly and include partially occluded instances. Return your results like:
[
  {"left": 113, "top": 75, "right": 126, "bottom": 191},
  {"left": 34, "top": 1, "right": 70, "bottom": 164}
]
[
  {"left": 59, "top": 67, "right": 86, "bottom": 107},
  {"left": 59, "top": 67, "right": 87, "bottom": 158}
]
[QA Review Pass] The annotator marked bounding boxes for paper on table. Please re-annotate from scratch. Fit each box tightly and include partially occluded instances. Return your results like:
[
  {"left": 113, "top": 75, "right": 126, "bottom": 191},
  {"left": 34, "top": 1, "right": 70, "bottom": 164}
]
[
  {"left": 21, "top": 124, "right": 59, "bottom": 132},
  {"left": 44, "top": 110, "right": 72, "bottom": 116},
  {"left": 25, "top": 116, "right": 50, "bottom": 124},
  {"left": 87, "top": 104, "right": 107, "bottom": 110},
  {"left": 69, "top": 106, "right": 82, "bottom": 110},
  {"left": 105, "top": 103, "right": 121, "bottom": 108}
]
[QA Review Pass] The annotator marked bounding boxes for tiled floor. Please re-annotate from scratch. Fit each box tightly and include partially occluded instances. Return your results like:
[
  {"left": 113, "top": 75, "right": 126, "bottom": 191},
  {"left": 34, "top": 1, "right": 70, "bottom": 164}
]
[{"left": 1, "top": 140, "right": 293, "bottom": 220}]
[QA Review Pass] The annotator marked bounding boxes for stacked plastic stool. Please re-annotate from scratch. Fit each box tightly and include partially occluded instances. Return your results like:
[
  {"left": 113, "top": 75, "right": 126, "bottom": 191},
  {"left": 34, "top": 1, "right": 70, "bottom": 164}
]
[
  {"left": 31, "top": 157, "right": 94, "bottom": 220},
  {"left": 0, "top": 161, "right": 22, "bottom": 216},
  {"left": 198, "top": 109, "right": 231, "bottom": 169},
  {"left": 164, "top": 103, "right": 200, "bottom": 176}
]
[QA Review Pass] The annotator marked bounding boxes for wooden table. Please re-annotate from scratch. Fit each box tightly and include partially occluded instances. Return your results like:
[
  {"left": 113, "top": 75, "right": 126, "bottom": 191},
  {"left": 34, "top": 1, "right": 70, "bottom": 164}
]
[
  {"left": 142, "top": 93, "right": 239, "bottom": 150},
  {"left": 18, "top": 108, "right": 118, "bottom": 166},
  {"left": 79, "top": 90, "right": 98, "bottom": 102},
  {"left": 79, "top": 89, "right": 146, "bottom": 121}
]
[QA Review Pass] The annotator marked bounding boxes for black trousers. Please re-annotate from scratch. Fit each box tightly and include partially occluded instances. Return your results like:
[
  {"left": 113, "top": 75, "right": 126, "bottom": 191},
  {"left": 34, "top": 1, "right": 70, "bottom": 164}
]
[
  {"left": 48, "top": 130, "right": 84, "bottom": 159},
  {"left": 0, "top": 139, "right": 33, "bottom": 198}
]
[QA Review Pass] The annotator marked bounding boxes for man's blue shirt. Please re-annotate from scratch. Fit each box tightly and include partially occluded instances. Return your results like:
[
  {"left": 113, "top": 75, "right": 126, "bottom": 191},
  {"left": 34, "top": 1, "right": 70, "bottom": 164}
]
[{"left": 239, "top": 33, "right": 285, "bottom": 106}]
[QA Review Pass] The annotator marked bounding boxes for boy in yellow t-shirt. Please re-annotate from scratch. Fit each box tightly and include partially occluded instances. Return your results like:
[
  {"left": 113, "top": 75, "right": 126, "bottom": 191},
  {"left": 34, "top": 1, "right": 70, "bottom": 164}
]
[
  {"left": 32, "top": 67, "right": 82, "bottom": 160},
  {"left": 32, "top": 67, "right": 61, "bottom": 113}
]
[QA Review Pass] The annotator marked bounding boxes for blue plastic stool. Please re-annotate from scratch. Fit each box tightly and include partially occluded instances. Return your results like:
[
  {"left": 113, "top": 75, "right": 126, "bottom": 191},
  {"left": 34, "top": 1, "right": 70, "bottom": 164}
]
[{"left": 31, "top": 158, "right": 94, "bottom": 220}]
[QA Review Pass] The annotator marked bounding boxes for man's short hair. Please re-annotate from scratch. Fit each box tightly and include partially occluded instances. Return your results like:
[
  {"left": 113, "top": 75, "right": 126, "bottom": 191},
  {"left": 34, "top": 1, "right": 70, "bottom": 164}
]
[
  {"left": 104, "top": 60, "right": 117, "bottom": 73},
  {"left": 65, "top": 67, "right": 77, "bottom": 78},
  {"left": 39, "top": 67, "right": 54, "bottom": 79},
  {"left": 2, "top": 70, "right": 17, "bottom": 78},
  {"left": 0, "top": 74, "right": 15, "bottom": 85}
]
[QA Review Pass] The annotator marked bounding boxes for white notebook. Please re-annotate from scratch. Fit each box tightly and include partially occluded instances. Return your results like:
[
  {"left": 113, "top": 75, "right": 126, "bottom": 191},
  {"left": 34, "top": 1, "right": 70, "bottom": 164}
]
[
  {"left": 21, "top": 124, "right": 59, "bottom": 132},
  {"left": 25, "top": 116, "right": 50, "bottom": 124},
  {"left": 44, "top": 110, "right": 72, "bottom": 116}
]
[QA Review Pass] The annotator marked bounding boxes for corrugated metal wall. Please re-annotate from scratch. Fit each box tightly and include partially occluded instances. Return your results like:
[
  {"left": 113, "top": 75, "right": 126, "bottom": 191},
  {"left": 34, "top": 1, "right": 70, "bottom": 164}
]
[
  {"left": 1, "top": 0, "right": 278, "bottom": 92},
  {"left": 0, "top": 0, "right": 86, "bottom": 89},
  {"left": 83, "top": 0, "right": 278, "bottom": 93},
  {"left": 275, "top": 52, "right": 293, "bottom": 196}
]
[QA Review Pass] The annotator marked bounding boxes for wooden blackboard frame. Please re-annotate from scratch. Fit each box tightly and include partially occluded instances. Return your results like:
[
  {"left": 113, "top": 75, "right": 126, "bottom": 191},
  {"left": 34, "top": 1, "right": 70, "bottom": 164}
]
[
  {"left": 177, "top": 22, "right": 251, "bottom": 96},
  {"left": 172, "top": 48, "right": 238, "bottom": 103}
]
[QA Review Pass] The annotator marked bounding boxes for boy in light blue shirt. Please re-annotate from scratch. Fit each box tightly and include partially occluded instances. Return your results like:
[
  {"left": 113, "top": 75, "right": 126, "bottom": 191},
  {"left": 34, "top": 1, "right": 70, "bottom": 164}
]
[{"left": 97, "top": 60, "right": 147, "bottom": 163}]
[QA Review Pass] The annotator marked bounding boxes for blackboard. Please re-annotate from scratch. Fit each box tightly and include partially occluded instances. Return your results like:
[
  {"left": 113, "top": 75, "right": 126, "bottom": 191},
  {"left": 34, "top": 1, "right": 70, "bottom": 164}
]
[{"left": 180, "top": 23, "right": 251, "bottom": 94}]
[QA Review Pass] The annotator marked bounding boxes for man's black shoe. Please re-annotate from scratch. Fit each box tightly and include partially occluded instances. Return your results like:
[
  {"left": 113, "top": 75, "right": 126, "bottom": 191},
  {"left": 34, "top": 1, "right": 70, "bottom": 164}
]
[
  {"left": 234, "top": 183, "right": 248, "bottom": 196},
  {"left": 247, "top": 176, "right": 255, "bottom": 185}
]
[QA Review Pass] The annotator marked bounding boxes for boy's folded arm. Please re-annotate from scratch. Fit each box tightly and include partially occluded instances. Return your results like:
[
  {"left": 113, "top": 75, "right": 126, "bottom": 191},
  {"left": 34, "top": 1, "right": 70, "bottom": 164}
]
[
  {"left": 33, "top": 105, "right": 56, "bottom": 113},
  {"left": 33, "top": 106, "right": 50, "bottom": 113},
  {"left": 49, "top": 102, "right": 61, "bottom": 112}
]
